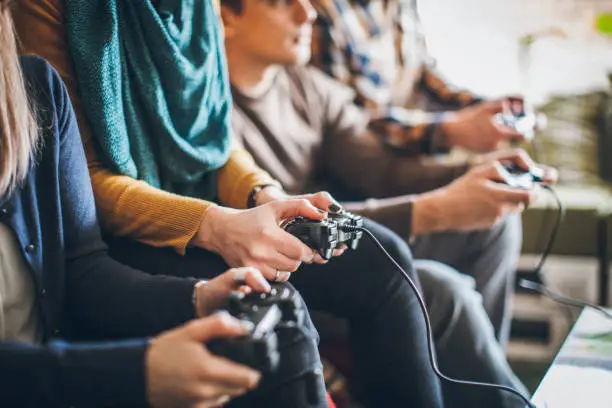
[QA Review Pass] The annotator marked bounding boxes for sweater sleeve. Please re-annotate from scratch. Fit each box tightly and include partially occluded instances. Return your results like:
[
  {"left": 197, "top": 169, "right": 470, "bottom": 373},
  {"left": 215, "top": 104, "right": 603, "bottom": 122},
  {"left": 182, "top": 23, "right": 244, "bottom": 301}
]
[
  {"left": 13, "top": 0, "right": 277, "bottom": 253},
  {"left": 311, "top": 67, "right": 468, "bottom": 198},
  {"left": 0, "top": 339, "right": 149, "bottom": 408},
  {"left": 34, "top": 56, "right": 199, "bottom": 338},
  {"left": 217, "top": 138, "right": 281, "bottom": 209}
]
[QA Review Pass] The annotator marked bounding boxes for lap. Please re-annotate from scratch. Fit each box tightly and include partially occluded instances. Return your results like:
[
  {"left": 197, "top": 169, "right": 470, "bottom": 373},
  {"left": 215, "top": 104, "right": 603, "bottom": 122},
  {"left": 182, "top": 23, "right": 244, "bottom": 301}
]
[{"left": 107, "top": 218, "right": 418, "bottom": 321}]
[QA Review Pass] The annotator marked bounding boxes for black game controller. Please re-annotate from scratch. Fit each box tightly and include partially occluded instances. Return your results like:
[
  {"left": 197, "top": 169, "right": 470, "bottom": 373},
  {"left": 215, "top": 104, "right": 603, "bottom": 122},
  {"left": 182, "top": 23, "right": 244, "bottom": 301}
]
[
  {"left": 284, "top": 210, "right": 364, "bottom": 260},
  {"left": 207, "top": 285, "right": 303, "bottom": 373},
  {"left": 499, "top": 163, "right": 544, "bottom": 189},
  {"left": 283, "top": 217, "right": 339, "bottom": 260},
  {"left": 328, "top": 210, "right": 364, "bottom": 250}
]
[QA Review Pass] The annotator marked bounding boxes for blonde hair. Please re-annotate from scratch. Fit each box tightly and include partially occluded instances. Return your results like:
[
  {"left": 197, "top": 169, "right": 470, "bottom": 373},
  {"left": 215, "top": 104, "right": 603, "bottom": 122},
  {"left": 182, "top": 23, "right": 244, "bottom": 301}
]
[{"left": 0, "top": 3, "right": 38, "bottom": 197}]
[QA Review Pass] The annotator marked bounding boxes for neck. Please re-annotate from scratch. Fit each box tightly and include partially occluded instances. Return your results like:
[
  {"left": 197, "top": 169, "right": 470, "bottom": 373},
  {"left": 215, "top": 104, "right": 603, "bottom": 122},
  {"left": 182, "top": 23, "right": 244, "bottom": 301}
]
[{"left": 226, "top": 45, "right": 280, "bottom": 98}]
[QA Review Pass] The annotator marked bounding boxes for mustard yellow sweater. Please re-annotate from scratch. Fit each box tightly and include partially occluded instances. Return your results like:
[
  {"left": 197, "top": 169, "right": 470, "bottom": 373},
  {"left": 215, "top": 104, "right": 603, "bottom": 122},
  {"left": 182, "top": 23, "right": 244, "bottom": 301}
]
[{"left": 14, "top": 0, "right": 279, "bottom": 254}]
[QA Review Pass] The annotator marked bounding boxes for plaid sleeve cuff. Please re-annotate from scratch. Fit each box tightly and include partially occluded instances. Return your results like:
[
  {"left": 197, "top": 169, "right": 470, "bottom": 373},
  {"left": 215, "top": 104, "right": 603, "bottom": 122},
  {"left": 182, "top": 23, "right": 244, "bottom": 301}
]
[{"left": 419, "top": 113, "right": 451, "bottom": 155}]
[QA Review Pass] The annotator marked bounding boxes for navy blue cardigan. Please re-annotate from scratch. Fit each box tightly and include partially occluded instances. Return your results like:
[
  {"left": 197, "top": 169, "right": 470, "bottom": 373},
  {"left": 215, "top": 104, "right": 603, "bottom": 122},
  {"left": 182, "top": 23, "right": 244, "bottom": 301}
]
[{"left": 0, "top": 56, "right": 198, "bottom": 407}]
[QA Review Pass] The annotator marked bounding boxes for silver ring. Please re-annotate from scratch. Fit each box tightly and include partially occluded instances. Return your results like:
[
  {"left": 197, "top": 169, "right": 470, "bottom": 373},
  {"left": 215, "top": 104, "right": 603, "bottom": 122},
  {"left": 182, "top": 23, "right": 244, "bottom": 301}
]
[{"left": 274, "top": 270, "right": 282, "bottom": 282}]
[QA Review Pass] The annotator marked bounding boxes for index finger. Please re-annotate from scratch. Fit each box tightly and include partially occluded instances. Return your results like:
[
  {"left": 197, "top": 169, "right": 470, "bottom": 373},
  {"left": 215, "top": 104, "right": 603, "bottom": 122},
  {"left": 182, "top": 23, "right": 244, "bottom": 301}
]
[
  {"left": 304, "top": 191, "right": 342, "bottom": 213},
  {"left": 485, "top": 180, "right": 535, "bottom": 206},
  {"left": 492, "top": 122, "right": 525, "bottom": 141},
  {"left": 494, "top": 149, "right": 536, "bottom": 170}
]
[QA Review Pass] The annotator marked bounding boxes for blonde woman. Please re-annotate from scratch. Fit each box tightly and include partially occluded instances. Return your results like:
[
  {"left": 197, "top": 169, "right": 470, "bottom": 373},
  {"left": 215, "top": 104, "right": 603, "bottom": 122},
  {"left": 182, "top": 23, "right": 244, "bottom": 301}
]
[{"left": 0, "top": 1, "right": 329, "bottom": 406}]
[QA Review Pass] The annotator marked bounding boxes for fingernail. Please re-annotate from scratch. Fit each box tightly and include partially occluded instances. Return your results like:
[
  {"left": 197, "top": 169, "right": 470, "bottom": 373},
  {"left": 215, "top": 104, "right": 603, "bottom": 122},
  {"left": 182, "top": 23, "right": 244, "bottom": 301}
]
[
  {"left": 249, "top": 373, "right": 262, "bottom": 388},
  {"left": 240, "top": 320, "right": 255, "bottom": 333},
  {"left": 258, "top": 276, "right": 272, "bottom": 292},
  {"left": 315, "top": 208, "right": 327, "bottom": 214},
  {"left": 328, "top": 203, "right": 342, "bottom": 213}
]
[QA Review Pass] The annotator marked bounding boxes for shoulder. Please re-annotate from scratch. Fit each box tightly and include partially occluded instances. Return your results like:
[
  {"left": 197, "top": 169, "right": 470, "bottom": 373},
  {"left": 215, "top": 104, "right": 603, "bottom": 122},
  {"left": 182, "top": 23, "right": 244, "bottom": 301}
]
[
  {"left": 287, "top": 65, "right": 355, "bottom": 104},
  {"left": 20, "top": 55, "right": 74, "bottom": 144},
  {"left": 21, "top": 54, "right": 68, "bottom": 108}
]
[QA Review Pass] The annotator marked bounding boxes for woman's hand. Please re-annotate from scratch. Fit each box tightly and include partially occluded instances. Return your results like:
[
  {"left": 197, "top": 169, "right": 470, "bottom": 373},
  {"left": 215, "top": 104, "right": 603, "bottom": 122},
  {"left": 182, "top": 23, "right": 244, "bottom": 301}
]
[
  {"left": 192, "top": 200, "right": 325, "bottom": 279},
  {"left": 147, "top": 313, "right": 261, "bottom": 408},
  {"left": 255, "top": 189, "right": 349, "bottom": 260},
  {"left": 194, "top": 267, "right": 272, "bottom": 318}
]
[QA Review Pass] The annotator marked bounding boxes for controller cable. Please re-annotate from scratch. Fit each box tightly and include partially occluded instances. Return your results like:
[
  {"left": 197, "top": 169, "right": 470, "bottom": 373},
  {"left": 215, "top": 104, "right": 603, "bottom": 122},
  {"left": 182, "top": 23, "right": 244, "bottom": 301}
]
[
  {"left": 339, "top": 225, "right": 537, "bottom": 408},
  {"left": 528, "top": 185, "right": 575, "bottom": 326},
  {"left": 517, "top": 185, "right": 612, "bottom": 320},
  {"left": 337, "top": 184, "right": 611, "bottom": 407}
]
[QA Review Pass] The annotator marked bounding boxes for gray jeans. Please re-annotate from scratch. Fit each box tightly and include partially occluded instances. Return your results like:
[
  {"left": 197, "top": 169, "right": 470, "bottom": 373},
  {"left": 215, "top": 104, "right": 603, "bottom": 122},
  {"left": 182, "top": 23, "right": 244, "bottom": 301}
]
[
  {"left": 412, "top": 214, "right": 523, "bottom": 346},
  {"left": 415, "top": 259, "right": 528, "bottom": 408}
]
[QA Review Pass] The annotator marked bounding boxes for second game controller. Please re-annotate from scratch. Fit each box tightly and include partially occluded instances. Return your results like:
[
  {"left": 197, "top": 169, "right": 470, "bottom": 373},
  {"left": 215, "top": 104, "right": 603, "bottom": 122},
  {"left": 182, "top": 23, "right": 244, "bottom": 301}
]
[
  {"left": 207, "top": 284, "right": 304, "bottom": 372},
  {"left": 284, "top": 210, "right": 364, "bottom": 260},
  {"left": 283, "top": 217, "right": 338, "bottom": 260},
  {"left": 328, "top": 210, "right": 363, "bottom": 250}
]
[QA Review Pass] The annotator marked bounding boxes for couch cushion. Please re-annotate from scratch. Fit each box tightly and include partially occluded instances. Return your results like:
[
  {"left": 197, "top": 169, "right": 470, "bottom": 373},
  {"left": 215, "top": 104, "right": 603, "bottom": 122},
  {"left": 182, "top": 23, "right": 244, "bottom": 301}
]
[{"left": 522, "top": 185, "right": 612, "bottom": 256}]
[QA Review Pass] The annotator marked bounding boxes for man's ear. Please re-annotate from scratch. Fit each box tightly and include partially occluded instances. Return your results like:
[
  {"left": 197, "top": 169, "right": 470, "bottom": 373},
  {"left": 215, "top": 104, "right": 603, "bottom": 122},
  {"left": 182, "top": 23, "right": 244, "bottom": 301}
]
[{"left": 220, "top": 6, "right": 237, "bottom": 39}]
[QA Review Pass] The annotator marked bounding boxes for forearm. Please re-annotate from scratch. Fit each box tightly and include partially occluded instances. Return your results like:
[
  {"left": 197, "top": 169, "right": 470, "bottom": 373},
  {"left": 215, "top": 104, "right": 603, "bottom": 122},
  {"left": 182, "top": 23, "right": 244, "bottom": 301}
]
[
  {"left": 369, "top": 109, "right": 455, "bottom": 155},
  {"left": 0, "top": 339, "right": 148, "bottom": 408},
  {"left": 342, "top": 196, "right": 415, "bottom": 241},
  {"left": 67, "top": 250, "right": 197, "bottom": 338},
  {"left": 418, "top": 67, "right": 483, "bottom": 111},
  {"left": 326, "top": 127, "right": 468, "bottom": 198}
]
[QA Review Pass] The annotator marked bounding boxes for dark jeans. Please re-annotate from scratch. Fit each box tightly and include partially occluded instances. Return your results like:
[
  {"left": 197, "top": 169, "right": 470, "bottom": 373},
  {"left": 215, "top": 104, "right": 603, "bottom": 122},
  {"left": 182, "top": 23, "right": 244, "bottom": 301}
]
[
  {"left": 108, "top": 219, "right": 443, "bottom": 408},
  {"left": 413, "top": 215, "right": 522, "bottom": 346},
  {"left": 227, "top": 308, "right": 328, "bottom": 408}
]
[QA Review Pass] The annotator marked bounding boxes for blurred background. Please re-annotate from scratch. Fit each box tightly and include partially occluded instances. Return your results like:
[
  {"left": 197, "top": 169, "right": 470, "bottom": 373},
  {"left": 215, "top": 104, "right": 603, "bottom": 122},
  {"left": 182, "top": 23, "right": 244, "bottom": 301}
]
[
  {"left": 418, "top": 0, "right": 612, "bottom": 391},
  {"left": 420, "top": 0, "right": 612, "bottom": 103}
]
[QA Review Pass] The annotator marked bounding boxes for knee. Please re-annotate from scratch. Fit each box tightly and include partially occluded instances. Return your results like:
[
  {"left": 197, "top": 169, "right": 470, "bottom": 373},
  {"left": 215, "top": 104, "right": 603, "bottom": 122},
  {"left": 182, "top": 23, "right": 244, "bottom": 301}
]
[
  {"left": 416, "top": 260, "right": 482, "bottom": 322},
  {"left": 357, "top": 219, "right": 420, "bottom": 300},
  {"left": 492, "top": 214, "right": 523, "bottom": 255},
  {"left": 361, "top": 219, "right": 415, "bottom": 278},
  {"left": 282, "top": 282, "right": 320, "bottom": 343}
]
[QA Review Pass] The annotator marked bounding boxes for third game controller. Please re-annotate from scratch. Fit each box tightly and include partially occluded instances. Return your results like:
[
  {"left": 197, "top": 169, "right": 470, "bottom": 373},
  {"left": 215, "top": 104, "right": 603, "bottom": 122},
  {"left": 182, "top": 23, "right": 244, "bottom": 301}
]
[{"left": 498, "top": 163, "right": 544, "bottom": 189}]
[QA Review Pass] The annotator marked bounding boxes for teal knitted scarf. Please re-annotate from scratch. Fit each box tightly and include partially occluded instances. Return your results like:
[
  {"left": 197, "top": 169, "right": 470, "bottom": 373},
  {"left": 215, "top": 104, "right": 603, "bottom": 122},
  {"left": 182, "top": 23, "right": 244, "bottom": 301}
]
[{"left": 65, "top": 0, "right": 231, "bottom": 199}]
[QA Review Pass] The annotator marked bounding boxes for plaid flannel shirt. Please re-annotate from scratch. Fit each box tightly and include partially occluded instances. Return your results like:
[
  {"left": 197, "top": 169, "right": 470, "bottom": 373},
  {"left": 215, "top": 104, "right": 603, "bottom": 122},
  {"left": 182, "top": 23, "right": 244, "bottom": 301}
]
[{"left": 311, "top": 0, "right": 483, "bottom": 155}]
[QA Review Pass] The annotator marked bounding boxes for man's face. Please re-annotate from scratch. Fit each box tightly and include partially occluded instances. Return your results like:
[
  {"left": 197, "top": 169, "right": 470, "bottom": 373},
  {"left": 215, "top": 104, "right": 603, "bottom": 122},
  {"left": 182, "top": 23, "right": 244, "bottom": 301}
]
[{"left": 223, "top": 0, "right": 317, "bottom": 66}]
